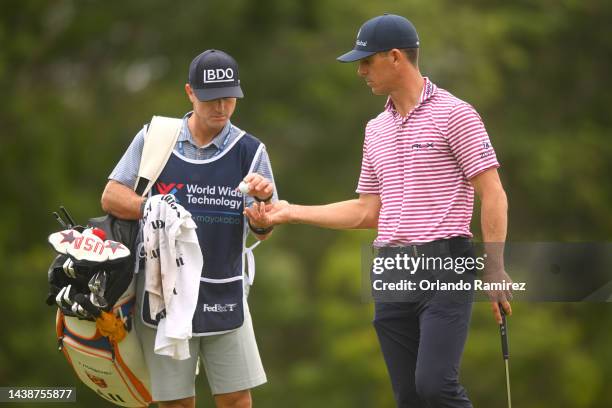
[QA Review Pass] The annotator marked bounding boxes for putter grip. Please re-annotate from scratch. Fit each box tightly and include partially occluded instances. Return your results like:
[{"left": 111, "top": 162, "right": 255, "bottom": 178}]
[{"left": 499, "top": 305, "right": 509, "bottom": 360}]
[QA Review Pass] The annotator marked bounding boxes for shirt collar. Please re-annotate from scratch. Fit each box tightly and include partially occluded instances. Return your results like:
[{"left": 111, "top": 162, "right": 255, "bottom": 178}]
[
  {"left": 384, "top": 76, "right": 437, "bottom": 114},
  {"left": 179, "top": 111, "right": 231, "bottom": 149}
]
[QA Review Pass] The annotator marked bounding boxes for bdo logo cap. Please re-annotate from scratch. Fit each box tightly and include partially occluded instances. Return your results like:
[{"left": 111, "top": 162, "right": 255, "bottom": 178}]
[{"left": 188, "top": 49, "right": 244, "bottom": 101}]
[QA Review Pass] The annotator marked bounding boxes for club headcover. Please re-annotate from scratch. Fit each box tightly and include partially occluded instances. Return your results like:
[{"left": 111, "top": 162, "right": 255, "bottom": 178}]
[{"left": 48, "top": 228, "right": 130, "bottom": 264}]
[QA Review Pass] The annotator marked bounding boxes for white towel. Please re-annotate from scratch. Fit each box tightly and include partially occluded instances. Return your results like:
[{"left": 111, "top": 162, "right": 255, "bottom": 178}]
[{"left": 143, "top": 194, "right": 202, "bottom": 360}]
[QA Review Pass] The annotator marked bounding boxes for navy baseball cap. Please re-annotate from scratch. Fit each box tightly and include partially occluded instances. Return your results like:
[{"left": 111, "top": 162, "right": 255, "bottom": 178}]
[
  {"left": 337, "top": 14, "right": 420, "bottom": 62},
  {"left": 188, "top": 49, "right": 244, "bottom": 101}
]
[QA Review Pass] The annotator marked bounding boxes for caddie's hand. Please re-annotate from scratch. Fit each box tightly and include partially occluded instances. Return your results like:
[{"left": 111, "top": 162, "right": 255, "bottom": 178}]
[
  {"left": 239, "top": 173, "right": 275, "bottom": 202},
  {"left": 244, "top": 201, "right": 273, "bottom": 228}
]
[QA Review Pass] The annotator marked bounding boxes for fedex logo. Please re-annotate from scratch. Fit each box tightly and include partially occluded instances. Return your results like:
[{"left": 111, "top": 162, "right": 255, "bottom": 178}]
[
  {"left": 203, "top": 68, "right": 235, "bottom": 83},
  {"left": 203, "top": 303, "right": 238, "bottom": 312}
]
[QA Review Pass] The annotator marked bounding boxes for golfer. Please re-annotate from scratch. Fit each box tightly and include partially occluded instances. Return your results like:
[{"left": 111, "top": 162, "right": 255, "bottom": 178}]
[
  {"left": 102, "top": 49, "right": 276, "bottom": 408},
  {"left": 245, "top": 14, "right": 511, "bottom": 408}
]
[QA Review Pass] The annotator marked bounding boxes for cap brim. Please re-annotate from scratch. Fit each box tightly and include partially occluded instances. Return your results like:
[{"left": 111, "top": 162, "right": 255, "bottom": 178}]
[
  {"left": 193, "top": 86, "right": 244, "bottom": 101},
  {"left": 336, "top": 49, "right": 376, "bottom": 63}
]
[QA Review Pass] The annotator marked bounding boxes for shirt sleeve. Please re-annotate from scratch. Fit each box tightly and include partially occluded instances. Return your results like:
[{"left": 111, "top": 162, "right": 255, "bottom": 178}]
[
  {"left": 447, "top": 103, "right": 500, "bottom": 180},
  {"left": 108, "top": 126, "right": 147, "bottom": 188},
  {"left": 246, "top": 145, "right": 278, "bottom": 208},
  {"left": 356, "top": 124, "right": 380, "bottom": 194}
]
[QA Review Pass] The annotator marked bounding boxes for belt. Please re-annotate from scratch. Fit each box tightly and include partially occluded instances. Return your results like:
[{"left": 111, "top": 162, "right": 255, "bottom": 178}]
[{"left": 375, "top": 236, "right": 471, "bottom": 258}]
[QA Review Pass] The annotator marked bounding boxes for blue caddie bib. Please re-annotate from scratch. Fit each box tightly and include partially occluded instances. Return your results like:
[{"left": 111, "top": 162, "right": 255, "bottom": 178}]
[{"left": 141, "top": 130, "right": 262, "bottom": 335}]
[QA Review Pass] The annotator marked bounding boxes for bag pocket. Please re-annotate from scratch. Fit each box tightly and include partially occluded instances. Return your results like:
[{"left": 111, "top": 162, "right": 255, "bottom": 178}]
[
  {"left": 192, "top": 278, "right": 244, "bottom": 334},
  {"left": 58, "top": 311, "right": 151, "bottom": 407}
]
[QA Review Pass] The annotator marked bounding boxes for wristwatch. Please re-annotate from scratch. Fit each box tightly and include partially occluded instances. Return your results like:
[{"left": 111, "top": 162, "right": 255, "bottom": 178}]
[
  {"left": 248, "top": 221, "right": 274, "bottom": 235},
  {"left": 254, "top": 194, "right": 274, "bottom": 203}
]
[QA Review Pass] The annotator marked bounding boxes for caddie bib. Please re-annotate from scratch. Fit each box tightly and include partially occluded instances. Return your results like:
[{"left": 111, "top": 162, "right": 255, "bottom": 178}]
[{"left": 141, "top": 130, "right": 262, "bottom": 335}]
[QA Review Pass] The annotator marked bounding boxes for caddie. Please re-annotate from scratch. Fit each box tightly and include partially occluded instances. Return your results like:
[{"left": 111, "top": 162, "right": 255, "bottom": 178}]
[{"left": 101, "top": 49, "right": 277, "bottom": 408}]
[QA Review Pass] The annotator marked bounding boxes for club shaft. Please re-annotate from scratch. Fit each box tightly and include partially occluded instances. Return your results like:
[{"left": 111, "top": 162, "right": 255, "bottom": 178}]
[
  {"left": 505, "top": 360, "right": 512, "bottom": 408},
  {"left": 499, "top": 303, "right": 512, "bottom": 408},
  {"left": 53, "top": 212, "right": 68, "bottom": 228},
  {"left": 59, "top": 206, "right": 76, "bottom": 227}
]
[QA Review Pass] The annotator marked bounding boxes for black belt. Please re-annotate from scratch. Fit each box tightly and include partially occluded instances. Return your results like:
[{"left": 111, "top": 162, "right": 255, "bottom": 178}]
[{"left": 375, "top": 236, "right": 472, "bottom": 258}]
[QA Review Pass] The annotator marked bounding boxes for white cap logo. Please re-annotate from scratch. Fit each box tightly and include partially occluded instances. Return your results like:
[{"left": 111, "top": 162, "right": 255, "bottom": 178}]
[
  {"left": 203, "top": 68, "right": 235, "bottom": 83},
  {"left": 355, "top": 28, "right": 367, "bottom": 47}
]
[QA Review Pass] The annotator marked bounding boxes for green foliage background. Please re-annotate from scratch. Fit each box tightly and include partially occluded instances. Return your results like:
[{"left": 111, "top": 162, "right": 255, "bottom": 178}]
[{"left": 1, "top": 0, "right": 611, "bottom": 407}]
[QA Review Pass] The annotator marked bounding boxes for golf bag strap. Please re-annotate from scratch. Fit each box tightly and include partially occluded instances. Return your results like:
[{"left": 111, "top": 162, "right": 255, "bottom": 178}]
[{"left": 134, "top": 116, "right": 183, "bottom": 196}]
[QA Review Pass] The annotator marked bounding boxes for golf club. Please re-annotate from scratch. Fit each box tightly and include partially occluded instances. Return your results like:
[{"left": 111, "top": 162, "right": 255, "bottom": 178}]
[
  {"left": 59, "top": 206, "right": 76, "bottom": 228},
  {"left": 499, "top": 303, "right": 512, "bottom": 408},
  {"left": 53, "top": 212, "right": 69, "bottom": 229}
]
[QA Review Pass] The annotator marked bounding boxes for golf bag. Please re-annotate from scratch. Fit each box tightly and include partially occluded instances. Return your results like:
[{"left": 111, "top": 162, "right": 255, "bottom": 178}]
[
  {"left": 46, "top": 116, "right": 183, "bottom": 407},
  {"left": 48, "top": 211, "right": 152, "bottom": 408}
]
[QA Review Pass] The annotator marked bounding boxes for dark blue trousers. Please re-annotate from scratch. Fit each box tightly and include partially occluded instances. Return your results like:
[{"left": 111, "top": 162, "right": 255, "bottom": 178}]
[{"left": 373, "top": 242, "right": 475, "bottom": 408}]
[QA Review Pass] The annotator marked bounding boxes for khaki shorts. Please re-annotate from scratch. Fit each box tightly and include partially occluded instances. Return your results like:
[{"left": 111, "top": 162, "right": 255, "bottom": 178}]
[{"left": 134, "top": 271, "right": 267, "bottom": 402}]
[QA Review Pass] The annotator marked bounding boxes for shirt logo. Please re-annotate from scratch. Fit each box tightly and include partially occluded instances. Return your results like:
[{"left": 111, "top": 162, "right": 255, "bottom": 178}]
[
  {"left": 480, "top": 141, "right": 494, "bottom": 158},
  {"left": 424, "top": 81, "right": 434, "bottom": 99},
  {"left": 412, "top": 142, "right": 434, "bottom": 149},
  {"left": 155, "top": 182, "right": 184, "bottom": 195},
  {"left": 203, "top": 68, "right": 235, "bottom": 83}
]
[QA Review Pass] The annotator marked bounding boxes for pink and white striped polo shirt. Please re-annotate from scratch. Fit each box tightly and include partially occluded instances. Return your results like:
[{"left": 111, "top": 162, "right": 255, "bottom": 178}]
[{"left": 357, "top": 77, "right": 499, "bottom": 245}]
